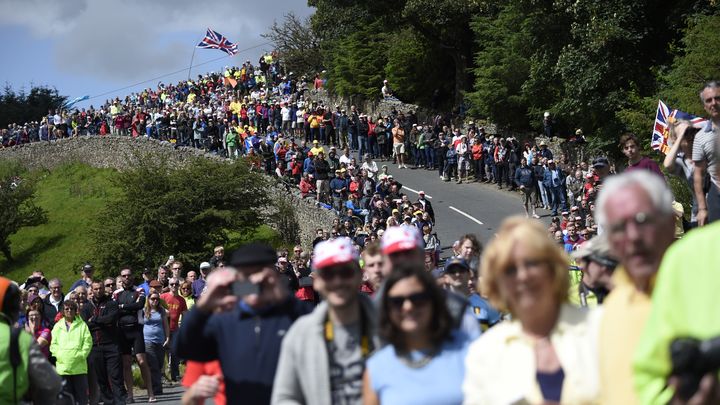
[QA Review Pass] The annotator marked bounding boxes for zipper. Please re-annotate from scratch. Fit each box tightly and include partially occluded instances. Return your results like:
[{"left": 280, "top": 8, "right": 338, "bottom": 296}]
[{"left": 254, "top": 316, "right": 261, "bottom": 348}]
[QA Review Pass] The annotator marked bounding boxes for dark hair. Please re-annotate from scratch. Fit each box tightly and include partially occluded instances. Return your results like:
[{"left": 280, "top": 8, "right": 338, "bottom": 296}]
[
  {"left": 62, "top": 300, "right": 78, "bottom": 312},
  {"left": 379, "top": 263, "right": 453, "bottom": 353},
  {"left": 459, "top": 234, "right": 483, "bottom": 256},
  {"left": 618, "top": 132, "right": 638, "bottom": 148}
]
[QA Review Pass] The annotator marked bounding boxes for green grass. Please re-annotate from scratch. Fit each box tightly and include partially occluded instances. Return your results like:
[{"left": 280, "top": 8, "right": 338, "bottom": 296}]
[
  {"left": 0, "top": 163, "right": 121, "bottom": 287},
  {"left": 0, "top": 162, "right": 283, "bottom": 286}
]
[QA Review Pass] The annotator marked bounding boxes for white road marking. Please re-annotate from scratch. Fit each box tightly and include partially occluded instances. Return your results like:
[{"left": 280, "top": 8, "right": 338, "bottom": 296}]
[
  {"left": 402, "top": 186, "right": 432, "bottom": 199},
  {"left": 449, "top": 206, "right": 484, "bottom": 225}
]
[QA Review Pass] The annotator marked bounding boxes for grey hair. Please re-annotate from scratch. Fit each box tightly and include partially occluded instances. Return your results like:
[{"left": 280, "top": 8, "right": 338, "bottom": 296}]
[
  {"left": 595, "top": 171, "right": 673, "bottom": 227},
  {"left": 700, "top": 80, "right": 720, "bottom": 100}
]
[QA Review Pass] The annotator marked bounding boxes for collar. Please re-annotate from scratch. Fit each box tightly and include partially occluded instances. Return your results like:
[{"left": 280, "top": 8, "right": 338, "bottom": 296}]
[{"left": 611, "top": 266, "right": 655, "bottom": 298}]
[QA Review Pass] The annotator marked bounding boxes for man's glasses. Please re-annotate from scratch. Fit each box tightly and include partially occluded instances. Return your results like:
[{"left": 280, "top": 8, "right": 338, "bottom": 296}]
[
  {"left": 105, "top": 283, "right": 115, "bottom": 287},
  {"left": 121, "top": 274, "right": 131, "bottom": 278}
]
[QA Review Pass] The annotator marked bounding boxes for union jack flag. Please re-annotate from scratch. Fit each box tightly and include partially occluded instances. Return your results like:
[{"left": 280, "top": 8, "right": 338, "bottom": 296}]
[
  {"left": 652, "top": 100, "right": 707, "bottom": 154},
  {"left": 196, "top": 28, "right": 238, "bottom": 56}
]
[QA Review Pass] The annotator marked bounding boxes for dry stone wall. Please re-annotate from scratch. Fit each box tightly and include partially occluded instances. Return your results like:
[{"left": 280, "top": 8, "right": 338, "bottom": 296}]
[{"left": 0, "top": 136, "right": 336, "bottom": 247}]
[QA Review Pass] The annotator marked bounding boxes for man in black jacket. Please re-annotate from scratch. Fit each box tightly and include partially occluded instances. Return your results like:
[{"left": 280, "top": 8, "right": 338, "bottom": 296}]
[
  {"left": 88, "top": 281, "right": 126, "bottom": 405},
  {"left": 116, "top": 268, "right": 154, "bottom": 402},
  {"left": 314, "top": 151, "right": 331, "bottom": 203},
  {"left": 42, "top": 278, "right": 64, "bottom": 322}
]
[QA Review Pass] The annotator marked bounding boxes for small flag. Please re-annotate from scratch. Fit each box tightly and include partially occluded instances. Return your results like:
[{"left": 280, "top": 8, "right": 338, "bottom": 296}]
[
  {"left": 197, "top": 28, "right": 238, "bottom": 56},
  {"left": 63, "top": 95, "right": 90, "bottom": 109},
  {"left": 652, "top": 100, "right": 707, "bottom": 154},
  {"left": 224, "top": 77, "right": 238, "bottom": 88}
]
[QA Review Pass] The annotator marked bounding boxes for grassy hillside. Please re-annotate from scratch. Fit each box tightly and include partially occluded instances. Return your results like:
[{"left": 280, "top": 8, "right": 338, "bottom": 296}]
[
  {"left": 0, "top": 163, "right": 121, "bottom": 287},
  {"left": 0, "top": 162, "right": 281, "bottom": 288}
]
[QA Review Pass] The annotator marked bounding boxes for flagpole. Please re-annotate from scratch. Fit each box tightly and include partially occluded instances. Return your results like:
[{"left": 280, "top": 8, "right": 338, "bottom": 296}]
[{"left": 188, "top": 30, "right": 208, "bottom": 81}]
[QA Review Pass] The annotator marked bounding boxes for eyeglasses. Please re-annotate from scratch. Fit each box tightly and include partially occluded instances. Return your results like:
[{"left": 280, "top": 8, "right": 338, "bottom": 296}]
[
  {"left": 149, "top": 297, "right": 159, "bottom": 301},
  {"left": 121, "top": 274, "right": 131, "bottom": 278},
  {"left": 387, "top": 292, "right": 432, "bottom": 310},
  {"left": 63, "top": 307, "right": 76, "bottom": 312},
  {"left": 105, "top": 283, "right": 115, "bottom": 287},
  {"left": 170, "top": 283, "right": 179, "bottom": 287},
  {"left": 608, "top": 212, "right": 655, "bottom": 237},
  {"left": 318, "top": 267, "right": 355, "bottom": 281}
]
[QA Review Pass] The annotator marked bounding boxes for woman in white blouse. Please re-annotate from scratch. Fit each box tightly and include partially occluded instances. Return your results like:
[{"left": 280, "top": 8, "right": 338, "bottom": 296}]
[{"left": 463, "top": 217, "right": 600, "bottom": 405}]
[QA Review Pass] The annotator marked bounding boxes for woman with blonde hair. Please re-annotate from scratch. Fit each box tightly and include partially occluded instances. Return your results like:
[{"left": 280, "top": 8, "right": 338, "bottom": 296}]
[
  {"left": 463, "top": 217, "right": 599, "bottom": 404},
  {"left": 663, "top": 119, "right": 701, "bottom": 226}
]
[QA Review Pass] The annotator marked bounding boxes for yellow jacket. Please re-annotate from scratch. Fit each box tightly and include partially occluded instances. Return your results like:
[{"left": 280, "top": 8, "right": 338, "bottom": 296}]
[{"left": 463, "top": 304, "right": 600, "bottom": 404}]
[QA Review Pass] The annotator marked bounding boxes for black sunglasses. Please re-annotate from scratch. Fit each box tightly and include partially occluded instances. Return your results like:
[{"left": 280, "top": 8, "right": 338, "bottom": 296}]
[{"left": 387, "top": 292, "right": 432, "bottom": 310}]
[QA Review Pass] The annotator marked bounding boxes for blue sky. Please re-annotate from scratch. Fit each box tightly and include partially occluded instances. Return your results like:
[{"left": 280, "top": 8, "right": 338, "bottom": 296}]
[{"left": 0, "top": 0, "right": 314, "bottom": 109}]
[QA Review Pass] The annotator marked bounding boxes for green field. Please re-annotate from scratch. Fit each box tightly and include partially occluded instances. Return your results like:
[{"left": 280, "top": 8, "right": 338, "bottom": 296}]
[
  {"left": 0, "top": 163, "right": 121, "bottom": 287},
  {"left": 0, "top": 162, "right": 280, "bottom": 288}
]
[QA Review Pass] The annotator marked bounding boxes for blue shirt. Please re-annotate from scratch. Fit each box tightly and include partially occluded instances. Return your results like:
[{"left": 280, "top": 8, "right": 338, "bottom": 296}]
[
  {"left": 366, "top": 331, "right": 472, "bottom": 405},
  {"left": 468, "top": 293, "right": 502, "bottom": 329},
  {"left": 143, "top": 309, "right": 165, "bottom": 344}
]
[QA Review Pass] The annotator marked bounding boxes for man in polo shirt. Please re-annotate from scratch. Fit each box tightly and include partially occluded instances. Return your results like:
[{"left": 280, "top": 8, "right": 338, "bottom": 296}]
[
  {"left": 595, "top": 171, "right": 675, "bottom": 404},
  {"left": 273, "top": 238, "right": 379, "bottom": 404},
  {"left": 692, "top": 80, "right": 720, "bottom": 226},
  {"left": 173, "top": 243, "right": 313, "bottom": 405},
  {"left": 442, "top": 257, "right": 501, "bottom": 331}
]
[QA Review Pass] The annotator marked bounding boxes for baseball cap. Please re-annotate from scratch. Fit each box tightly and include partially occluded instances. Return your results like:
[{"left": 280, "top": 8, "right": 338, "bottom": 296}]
[
  {"left": 313, "top": 237, "right": 358, "bottom": 269},
  {"left": 149, "top": 280, "right": 162, "bottom": 289},
  {"left": 418, "top": 191, "right": 425, "bottom": 196},
  {"left": 444, "top": 257, "right": 469, "bottom": 272},
  {"left": 313, "top": 140, "right": 319, "bottom": 144},
  {"left": 571, "top": 235, "right": 618, "bottom": 267},
  {"left": 229, "top": 242, "right": 278, "bottom": 267},
  {"left": 592, "top": 157, "right": 609, "bottom": 168},
  {"left": 381, "top": 226, "right": 423, "bottom": 255},
  {"left": 82, "top": 263, "right": 94, "bottom": 273},
  {"left": 199, "top": 262, "right": 212, "bottom": 270}
]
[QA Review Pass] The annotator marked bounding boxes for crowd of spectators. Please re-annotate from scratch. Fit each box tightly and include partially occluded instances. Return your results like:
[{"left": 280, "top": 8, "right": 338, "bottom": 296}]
[{"left": 1, "top": 43, "right": 719, "bottom": 404}]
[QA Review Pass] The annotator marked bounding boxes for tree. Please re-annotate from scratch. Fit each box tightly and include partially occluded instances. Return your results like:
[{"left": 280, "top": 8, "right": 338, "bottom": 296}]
[
  {"left": 0, "top": 84, "right": 67, "bottom": 128},
  {"left": 0, "top": 161, "right": 48, "bottom": 263},
  {"left": 263, "top": 13, "right": 323, "bottom": 78},
  {"left": 92, "top": 155, "right": 270, "bottom": 273}
]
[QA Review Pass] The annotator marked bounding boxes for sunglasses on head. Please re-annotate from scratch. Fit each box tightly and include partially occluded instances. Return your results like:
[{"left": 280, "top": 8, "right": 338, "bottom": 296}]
[
  {"left": 387, "top": 292, "right": 432, "bottom": 310},
  {"left": 318, "top": 266, "right": 355, "bottom": 281}
]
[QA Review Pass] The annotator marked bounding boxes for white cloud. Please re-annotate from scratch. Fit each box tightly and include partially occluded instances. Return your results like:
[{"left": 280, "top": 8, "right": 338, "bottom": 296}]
[{"left": 1, "top": 0, "right": 313, "bottom": 81}]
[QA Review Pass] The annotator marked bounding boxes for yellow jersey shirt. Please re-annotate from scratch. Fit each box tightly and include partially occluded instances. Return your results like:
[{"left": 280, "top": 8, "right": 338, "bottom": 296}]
[{"left": 598, "top": 268, "right": 652, "bottom": 405}]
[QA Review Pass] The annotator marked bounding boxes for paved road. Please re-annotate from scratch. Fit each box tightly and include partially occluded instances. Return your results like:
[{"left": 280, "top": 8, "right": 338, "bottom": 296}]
[{"left": 383, "top": 162, "right": 552, "bottom": 253}]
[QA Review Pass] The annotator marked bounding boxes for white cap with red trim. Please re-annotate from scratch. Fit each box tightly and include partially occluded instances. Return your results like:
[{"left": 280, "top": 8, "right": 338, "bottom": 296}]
[
  {"left": 313, "top": 237, "right": 358, "bottom": 269},
  {"left": 381, "top": 226, "right": 423, "bottom": 255}
]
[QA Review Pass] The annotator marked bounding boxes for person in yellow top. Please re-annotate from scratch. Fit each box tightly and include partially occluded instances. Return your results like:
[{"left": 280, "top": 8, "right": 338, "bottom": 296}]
[
  {"left": 50, "top": 300, "right": 93, "bottom": 405},
  {"left": 463, "top": 217, "right": 600, "bottom": 404},
  {"left": 229, "top": 97, "right": 242, "bottom": 117},
  {"left": 310, "top": 139, "right": 325, "bottom": 157},
  {"left": 593, "top": 171, "right": 676, "bottom": 405},
  {"left": 187, "top": 92, "right": 196, "bottom": 104}
]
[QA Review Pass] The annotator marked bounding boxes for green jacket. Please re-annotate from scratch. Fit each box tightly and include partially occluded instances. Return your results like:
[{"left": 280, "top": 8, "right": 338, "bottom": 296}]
[
  {"left": 50, "top": 317, "right": 93, "bottom": 375},
  {"left": 633, "top": 222, "right": 720, "bottom": 404},
  {"left": 0, "top": 323, "right": 31, "bottom": 404}
]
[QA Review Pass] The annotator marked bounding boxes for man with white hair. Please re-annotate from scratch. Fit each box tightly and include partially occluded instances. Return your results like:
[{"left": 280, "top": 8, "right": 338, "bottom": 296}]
[
  {"left": 634, "top": 130, "right": 720, "bottom": 404},
  {"left": 594, "top": 171, "right": 676, "bottom": 404}
]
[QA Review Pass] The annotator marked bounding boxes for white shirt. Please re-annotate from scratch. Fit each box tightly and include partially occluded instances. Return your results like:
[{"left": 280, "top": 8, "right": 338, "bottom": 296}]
[
  {"left": 339, "top": 154, "right": 352, "bottom": 165},
  {"left": 361, "top": 161, "right": 379, "bottom": 178},
  {"left": 281, "top": 107, "right": 291, "bottom": 121}
]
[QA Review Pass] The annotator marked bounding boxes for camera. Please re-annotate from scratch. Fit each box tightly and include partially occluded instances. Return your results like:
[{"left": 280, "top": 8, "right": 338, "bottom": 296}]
[{"left": 670, "top": 336, "right": 720, "bottom": 400}]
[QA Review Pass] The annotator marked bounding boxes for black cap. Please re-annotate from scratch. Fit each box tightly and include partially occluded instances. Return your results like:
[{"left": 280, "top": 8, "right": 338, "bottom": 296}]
[
  {"left": 229, "top": 243, "right": 278, "bottom": 267},
  {"left": 592, "top": 157, "right": 609, "bottom": 168},
  {"left": 82, "top": 263, "right": 94, "bottom": 272},
  {"left": 444, "top": 257, "right": 469, "bottom": 272}
]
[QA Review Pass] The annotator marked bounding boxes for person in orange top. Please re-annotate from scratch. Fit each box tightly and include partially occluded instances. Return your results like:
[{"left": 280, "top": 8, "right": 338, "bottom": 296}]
[{"left": 181, "top": 360, "right": 225, "bottom": 405}]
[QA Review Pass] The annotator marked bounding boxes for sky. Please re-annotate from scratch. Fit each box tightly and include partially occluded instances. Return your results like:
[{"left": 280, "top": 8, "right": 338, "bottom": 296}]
[{"left": 0, "top": 0, "right": 314, "bottom": 109}]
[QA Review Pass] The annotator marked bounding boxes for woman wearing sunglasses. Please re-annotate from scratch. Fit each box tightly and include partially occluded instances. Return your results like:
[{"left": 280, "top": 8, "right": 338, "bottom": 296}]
[
  {"left": 144, "top": 292, "right": 169, "bottom": 400},
  {"left": 50, "top": 300, "right": 93, "bottom": 405},
  {"left": 362, "top": 263, "right": 473, "bottom": 405},
  {"left": 463, "top": 218, "right": 599, "bottom": 404}
]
